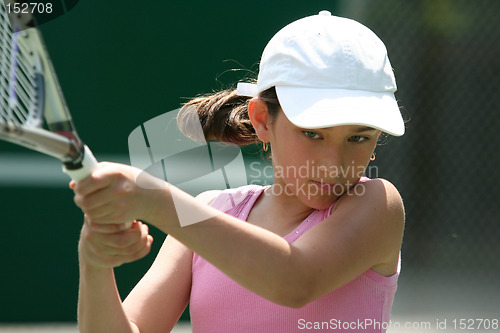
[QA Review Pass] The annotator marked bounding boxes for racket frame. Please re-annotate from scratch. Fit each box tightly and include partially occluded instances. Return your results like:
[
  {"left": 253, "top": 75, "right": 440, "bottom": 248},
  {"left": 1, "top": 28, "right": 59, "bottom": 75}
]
[{"left": 0, "top": 1, "right": 97, "bottom": 181}]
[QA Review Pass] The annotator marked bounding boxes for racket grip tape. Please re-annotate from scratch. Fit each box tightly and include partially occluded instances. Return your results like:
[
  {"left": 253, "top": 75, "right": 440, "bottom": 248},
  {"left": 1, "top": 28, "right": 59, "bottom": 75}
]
[{"left": 63, "top": 145, "right": 98, "bottom": 183}]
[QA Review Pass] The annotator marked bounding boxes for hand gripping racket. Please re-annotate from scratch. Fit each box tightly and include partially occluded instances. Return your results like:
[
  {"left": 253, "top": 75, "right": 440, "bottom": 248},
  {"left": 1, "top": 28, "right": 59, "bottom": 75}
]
[{"left": 0, "top": 0, "right": 97, "bottom": 182}]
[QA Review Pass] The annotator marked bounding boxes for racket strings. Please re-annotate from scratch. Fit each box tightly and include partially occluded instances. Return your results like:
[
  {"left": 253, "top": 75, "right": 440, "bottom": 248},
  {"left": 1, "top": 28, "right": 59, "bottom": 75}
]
[
  {"left": 0, "top": 2, "right": 40, "bottom": 127},
  {"left": 0, "top": 2, "right": 12, "bottom": 123}
]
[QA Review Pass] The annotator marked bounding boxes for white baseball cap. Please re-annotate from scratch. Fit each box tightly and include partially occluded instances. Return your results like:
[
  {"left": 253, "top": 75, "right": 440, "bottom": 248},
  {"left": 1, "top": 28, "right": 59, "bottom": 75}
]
[{"left": 236, "top": 10, "right": 405, "bottom": 136}]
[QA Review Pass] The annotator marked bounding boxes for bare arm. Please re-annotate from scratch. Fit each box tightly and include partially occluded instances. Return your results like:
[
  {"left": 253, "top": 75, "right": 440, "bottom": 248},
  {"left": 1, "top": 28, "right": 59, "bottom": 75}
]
[
  {"left": 75, "top": 164, "right": 404, "bottom": 308},
  {"left": 75, "top": 180, "right": 206, "bottom": 333},
  {"left": 77, "top": 225, "right": 192, "bottom": 333},
  {"left": 123, "top": 236, "right": 192, "bottom": 333},
  {"left": 156, "top": 179, "right": 404, "bottom": 307},
  {"left": 77, "top": 221, "right": 149, "bottom": 333},
  {"left": 78, "top": 267, "right": 140, "bottom": 333}
]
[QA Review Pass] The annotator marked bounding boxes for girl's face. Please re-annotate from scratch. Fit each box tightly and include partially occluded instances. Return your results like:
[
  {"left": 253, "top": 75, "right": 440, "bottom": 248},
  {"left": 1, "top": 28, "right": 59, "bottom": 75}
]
[{"left": 268, "top": 110, "right": 380, "bottom": 210}]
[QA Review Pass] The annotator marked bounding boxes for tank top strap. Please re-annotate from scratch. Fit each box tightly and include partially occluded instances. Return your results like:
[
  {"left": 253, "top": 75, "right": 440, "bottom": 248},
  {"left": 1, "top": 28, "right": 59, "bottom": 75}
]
[{"left": 210, "top": 184, "right": 267, "bottom": 219}]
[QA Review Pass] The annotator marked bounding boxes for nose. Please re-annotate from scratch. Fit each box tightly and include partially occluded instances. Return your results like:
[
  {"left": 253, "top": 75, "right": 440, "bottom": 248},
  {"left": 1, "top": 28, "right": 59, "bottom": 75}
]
[{"left": 316, "top": 145, "right": 344, "bottom": 179}]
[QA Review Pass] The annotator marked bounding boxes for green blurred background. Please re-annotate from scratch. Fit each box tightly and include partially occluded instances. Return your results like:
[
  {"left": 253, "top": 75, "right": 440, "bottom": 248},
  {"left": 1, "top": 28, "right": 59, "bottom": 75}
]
[{"left": 1, "top": 0, "right": 499, "bottom": 325}]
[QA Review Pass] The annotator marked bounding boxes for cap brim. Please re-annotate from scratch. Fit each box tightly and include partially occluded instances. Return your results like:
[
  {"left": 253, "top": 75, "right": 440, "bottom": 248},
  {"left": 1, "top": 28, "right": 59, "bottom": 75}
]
[{"left": 276, "top": 86, "right": 405, "bottom": 136}]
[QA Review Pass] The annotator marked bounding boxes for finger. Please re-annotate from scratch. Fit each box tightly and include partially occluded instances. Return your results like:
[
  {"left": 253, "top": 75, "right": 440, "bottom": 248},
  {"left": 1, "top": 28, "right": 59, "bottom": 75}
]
[
  {"left": 120, "top": 234, "right": 154, "bottom": 264},
  {"left": 87, "top": 219, "right": 135, "bottom": 234},
  {"left": 80, "top": 225, "right": 152, "bottom": 268},
  {"left": 81, "top": 200, "right": 118, "bottom": 221},
  {"left": 117, "top": 224, "right": 152, "bottom": 256},
  {"left": 84, "top": 214, "right": 124, "bottom": 229},
  {"left": 84, "top": 203, "right": 138, "bottom": 226},
  {"left": 87, "top": 222, "right": 144, "bottom": 250},
  {"left": 79, "top": 192, "right": 136, "bottom": 224},
  {"left": 87, "top": 223, "right": 151, "bottom": 257},
  {"left": 79, "top": 224, "right": 122, "bottom": 268},
  {"left": 112, "top": 223, "right": 151, "bottom": 256},
  {"left": 85, "top": 207, "right": 130, "bottom": 225},
  {"left": 74, "top": 186, "right": 113, "bottom": 212},
  {"left": 73, "top": 163, "right": 116, "bottom": 196}
]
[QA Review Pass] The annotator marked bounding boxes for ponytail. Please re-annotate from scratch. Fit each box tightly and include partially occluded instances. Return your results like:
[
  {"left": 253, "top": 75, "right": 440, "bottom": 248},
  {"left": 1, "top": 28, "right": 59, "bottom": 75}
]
[{"left": 178, "top": 87, "right": 280, "bottom": 145}]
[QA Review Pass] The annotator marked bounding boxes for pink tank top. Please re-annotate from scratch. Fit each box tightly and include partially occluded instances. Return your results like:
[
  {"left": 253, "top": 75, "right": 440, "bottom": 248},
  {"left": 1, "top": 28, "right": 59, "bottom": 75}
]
[{"left": 190, "top": 183, "right": 399, "bottom": 333}]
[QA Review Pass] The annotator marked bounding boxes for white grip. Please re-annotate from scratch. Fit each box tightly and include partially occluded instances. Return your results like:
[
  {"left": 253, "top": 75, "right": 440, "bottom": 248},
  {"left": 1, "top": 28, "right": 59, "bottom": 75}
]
[{"left": 63, "top": 145, "right": 98, "bottom": 182}]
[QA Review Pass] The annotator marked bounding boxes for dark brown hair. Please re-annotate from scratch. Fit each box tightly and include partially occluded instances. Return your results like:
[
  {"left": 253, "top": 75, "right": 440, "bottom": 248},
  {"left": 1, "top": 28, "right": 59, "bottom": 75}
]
[{"left": 177, "top": 86, "right": 280, "bottom": 145}]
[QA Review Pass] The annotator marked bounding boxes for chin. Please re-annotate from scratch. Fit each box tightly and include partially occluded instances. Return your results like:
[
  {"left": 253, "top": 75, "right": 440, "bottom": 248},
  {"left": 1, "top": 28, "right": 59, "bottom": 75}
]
[{"left": 300, "top": 194, "right": 340, "bottom": 211}]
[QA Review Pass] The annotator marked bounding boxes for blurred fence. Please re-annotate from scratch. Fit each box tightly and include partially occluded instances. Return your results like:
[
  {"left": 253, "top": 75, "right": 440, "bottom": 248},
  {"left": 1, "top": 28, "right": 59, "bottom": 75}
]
[{"left": 338, "top": 0, "right": 500, "bottom": 317}]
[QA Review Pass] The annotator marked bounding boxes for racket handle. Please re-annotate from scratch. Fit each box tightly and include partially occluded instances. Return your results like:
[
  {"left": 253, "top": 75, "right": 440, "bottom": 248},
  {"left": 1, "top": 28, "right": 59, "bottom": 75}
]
[{"left": 63, "top": 145, "right": 99, "bottom": 183}]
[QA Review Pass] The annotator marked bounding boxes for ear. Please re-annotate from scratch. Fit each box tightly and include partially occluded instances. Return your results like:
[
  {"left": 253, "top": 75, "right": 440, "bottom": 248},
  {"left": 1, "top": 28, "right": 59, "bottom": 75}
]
[{"left": 248, "top": 98, "right": 271, "bottom": 142}]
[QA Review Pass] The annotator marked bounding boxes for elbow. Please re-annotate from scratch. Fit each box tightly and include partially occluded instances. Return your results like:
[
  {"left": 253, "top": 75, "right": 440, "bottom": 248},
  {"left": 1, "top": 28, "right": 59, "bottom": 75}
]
[
  {"left": 268, "top": 284, "right": 315, "bottom": 309},
  {"left": 267, "top": 256, "right": 321, "bottom": 308}
]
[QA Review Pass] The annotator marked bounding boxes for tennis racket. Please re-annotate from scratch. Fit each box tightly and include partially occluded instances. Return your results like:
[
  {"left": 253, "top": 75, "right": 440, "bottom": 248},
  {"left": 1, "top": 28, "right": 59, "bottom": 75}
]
[{"left": 0, "top": 0, "right": 97, "bottom": 182}]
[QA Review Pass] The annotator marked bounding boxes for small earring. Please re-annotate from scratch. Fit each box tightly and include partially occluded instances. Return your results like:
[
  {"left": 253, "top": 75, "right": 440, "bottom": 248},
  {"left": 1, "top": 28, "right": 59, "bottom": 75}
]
[
  {"left": 370, "top": 153, "right": 376, "bottom": 161},
  {"left": 263, "top": 142, "right": 269, "bottom": 152}
]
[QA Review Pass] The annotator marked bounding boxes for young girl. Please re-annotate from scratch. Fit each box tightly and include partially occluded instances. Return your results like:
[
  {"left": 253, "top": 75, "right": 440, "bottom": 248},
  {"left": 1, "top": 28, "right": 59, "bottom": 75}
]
[{"left": 73, "top": 10, "right": 405, "bottom": 333}]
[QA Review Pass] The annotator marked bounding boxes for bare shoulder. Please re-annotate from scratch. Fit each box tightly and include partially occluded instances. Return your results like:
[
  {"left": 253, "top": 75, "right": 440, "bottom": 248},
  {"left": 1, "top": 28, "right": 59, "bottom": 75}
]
[
  {"left": 337, "top": 178, "right": 405, "bottom": 221},
  {"left": 294, "top": 178, "right": 405, "bottom": 292},
  {"left": 329, "top": 178, "right": 405, "bottom": 275},
  {"left": 371, "top": 178, "right": 403, "bottom": 218},
  {"left": 362, "top": 178, "right": 404, "bottom": 209}
]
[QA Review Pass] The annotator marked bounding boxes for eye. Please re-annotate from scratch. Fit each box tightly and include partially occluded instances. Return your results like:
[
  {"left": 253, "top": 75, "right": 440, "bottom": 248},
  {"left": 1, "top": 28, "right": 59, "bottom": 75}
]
[
  {"left": 348, "top": 135, "right": 368, "bottom": 143},
  {"left": 302, "top": 131, "right": 322, "bottom": 140}
]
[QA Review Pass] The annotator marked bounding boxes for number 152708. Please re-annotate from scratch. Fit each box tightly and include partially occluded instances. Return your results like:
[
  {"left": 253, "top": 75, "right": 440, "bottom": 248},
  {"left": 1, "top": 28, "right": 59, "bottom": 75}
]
[{"left": 6, "top": 2, "right": 53, "bottom": 14}]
